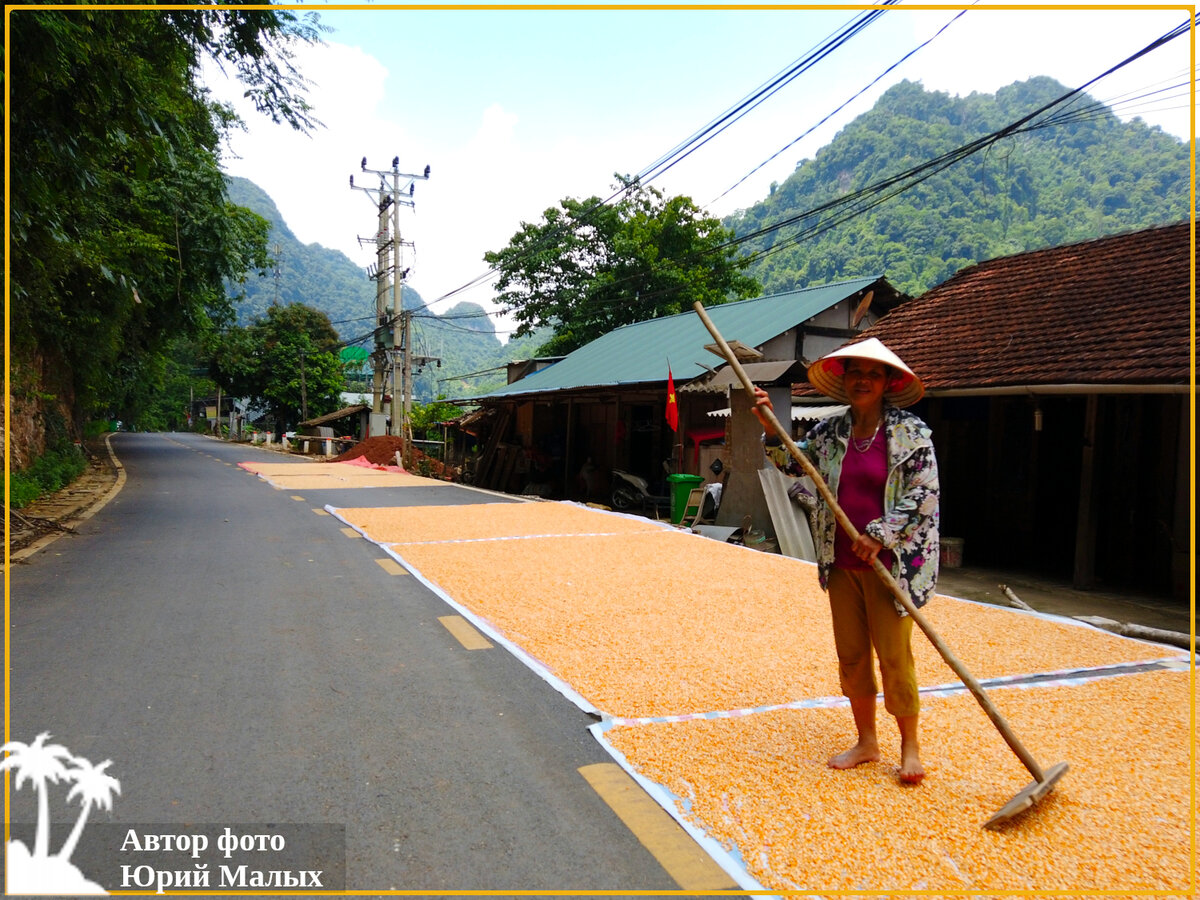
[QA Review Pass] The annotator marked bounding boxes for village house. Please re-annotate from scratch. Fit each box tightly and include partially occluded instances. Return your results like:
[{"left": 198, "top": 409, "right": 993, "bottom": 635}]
[{"left": 462, "top": 276, "right": 906, "bottom": 527}]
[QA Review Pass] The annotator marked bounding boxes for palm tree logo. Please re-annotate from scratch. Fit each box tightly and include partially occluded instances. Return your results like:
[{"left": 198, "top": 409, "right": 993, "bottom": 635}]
[
  {"left": 2, "top": 732, "right": 120, "bottom": 894},
  {"left": 60, "top": 757, "right": 121, "bottom": 862}
]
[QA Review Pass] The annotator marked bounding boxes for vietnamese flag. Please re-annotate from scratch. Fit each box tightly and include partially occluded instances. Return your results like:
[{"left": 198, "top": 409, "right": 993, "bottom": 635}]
[{"left": 665, "top": 366, "right": 679, "bottom": 431}]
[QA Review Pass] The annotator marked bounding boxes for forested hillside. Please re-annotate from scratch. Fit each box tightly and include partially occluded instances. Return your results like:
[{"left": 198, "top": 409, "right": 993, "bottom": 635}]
[
  {"left": 224, "top": 176, "right": 418, "bottom": 330},
  {"left": 404, "top": 302, "right": 551, "bottom": 402},
  {"left": 727, "top": 78, "right": 1191, "bottom": 296}
]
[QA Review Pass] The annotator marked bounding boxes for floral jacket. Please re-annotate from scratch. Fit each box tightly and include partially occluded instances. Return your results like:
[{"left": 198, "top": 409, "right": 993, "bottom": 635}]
[{"left": 791, "top": 404, "right": 941, "bottom": 612}]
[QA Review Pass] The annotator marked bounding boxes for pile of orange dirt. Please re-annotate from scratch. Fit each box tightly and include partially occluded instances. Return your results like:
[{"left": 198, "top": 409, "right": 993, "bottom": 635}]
[
  {"left": 328, "top": 436, "right": 459, "bottom": 480},
  {"left": 329, "top": 435, "right": 406, "bottom": 466}
]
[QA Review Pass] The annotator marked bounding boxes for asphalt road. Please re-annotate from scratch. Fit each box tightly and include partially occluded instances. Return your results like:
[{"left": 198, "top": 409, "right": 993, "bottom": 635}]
[{"left": 6, "top": 432, "right": 735, "bottom": 896}]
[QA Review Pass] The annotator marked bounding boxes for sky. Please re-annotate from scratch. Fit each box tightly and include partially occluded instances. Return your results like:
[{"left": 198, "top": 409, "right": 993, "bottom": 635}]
[{"left": 206, "top": 4, "right": 1194, "bottom": 339}]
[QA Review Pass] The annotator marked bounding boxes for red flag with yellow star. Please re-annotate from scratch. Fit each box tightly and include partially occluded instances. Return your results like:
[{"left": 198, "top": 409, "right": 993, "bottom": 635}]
[{"left": 665, "top": 366, "right": 679, "bottom": 432}]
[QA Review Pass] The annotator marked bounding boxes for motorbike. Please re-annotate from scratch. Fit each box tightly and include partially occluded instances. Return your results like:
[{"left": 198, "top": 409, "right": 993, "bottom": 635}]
[{"left": 611, "top": 465, "right": 671, "bottom": 515}]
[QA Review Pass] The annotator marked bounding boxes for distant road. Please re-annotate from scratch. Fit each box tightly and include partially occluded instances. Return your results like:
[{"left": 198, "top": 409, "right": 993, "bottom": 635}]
[{"left": 6, "top": 432, "right": 735, "bottom": 894}]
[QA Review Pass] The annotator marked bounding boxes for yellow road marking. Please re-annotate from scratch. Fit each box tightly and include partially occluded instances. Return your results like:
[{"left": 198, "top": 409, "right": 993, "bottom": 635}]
[
  {"left": 374, "top": 558, "right": 409, "bottom": 576},
  {"left": 312, "top": 509, "right": 329, "bottom": 516},
  {"left": 578, "top": 763, "right": 736, "bottom": 891},
  {"left": 438, "top": 615, "right": 493, "bottom": 650},
  {"left": 290, "top": 495, "right": 305, "bottom": 501},
  {"left": 340, "top": 527, "right": 361, "bottom": 539}
]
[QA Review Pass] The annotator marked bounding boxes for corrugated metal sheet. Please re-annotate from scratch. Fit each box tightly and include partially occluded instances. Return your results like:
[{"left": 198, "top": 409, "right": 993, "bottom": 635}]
[
  {"left": 706, "top": 403, "right": 848, "bottom": 421},
  {"left": 680, "top": 359, "right": 804, "bottom": 392},
  {"left": 478, "top": 278, "right": 881, "bottom": 399}
]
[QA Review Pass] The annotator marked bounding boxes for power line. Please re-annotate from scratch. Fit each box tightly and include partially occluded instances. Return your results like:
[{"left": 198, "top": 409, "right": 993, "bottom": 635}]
[
  {"left": 398, "top": 14, "right": 1193, "bottom": 335},
  {"left": 717, "top": 17, "right": 1193, "bottom": 260},
  {"left": 399, "top": 7, "right": 903, "bottom": 319},
  {"left": 708, "top": 5, "right": 974, "bottom": 208},
  {"left": 636, "top": 3, "right": 902, "bottom": 187},
  {"left": 508, "top": 19, "right": 1194, "bottom": 315}
]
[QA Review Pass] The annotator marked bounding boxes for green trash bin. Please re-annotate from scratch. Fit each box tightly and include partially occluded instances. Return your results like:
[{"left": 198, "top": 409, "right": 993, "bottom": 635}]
[{"left": 666, "top": 473, "right": 706, "bottom": 524}]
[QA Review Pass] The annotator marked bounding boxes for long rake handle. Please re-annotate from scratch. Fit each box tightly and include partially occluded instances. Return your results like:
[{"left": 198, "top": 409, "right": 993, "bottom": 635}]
[{"left": 693, "top": 301, "right": 1048, "bottom": 784}]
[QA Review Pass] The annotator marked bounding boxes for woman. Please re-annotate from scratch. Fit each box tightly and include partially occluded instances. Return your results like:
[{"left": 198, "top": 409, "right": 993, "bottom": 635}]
[{"left": 752, "top": 338, "right": 939, "bottom": 784}]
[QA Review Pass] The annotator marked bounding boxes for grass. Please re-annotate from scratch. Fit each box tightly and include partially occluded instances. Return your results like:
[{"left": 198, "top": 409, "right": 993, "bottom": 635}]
[{"left": 8, "top": 443, "right": 88, "bottom": 509}]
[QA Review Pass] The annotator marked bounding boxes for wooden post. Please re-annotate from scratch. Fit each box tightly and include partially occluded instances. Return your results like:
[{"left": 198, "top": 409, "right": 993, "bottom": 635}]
[
  {"left": 564, "top": 398, "right": 575, "bottom": 499},
  {"left": 1072, "top": 395, "right": 1098, "bottom": 589}
]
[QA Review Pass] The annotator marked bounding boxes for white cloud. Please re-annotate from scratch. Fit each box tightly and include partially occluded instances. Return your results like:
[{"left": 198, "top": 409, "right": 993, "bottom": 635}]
[{"left": 212, "top": 41, "right": 408, "bottom": 268}]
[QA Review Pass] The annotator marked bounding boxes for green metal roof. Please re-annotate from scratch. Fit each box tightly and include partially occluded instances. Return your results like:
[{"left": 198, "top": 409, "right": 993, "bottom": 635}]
[{"left": 478, "top": 277, "right": 883, "bottom": 400}]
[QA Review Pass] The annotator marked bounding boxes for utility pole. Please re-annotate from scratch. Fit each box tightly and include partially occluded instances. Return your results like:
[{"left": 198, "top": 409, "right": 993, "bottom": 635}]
[
  {"left": 350, "top": 156, "right": 430, "bottom": 453},
  {"left": 368, "top": 195, "right": 393, "bottom": 429},
  {"left": 271, "top": 243, "right": 283, "bottom": 306},
  {"left": 299, "top": 351, "right": 308, "bottom": 423}
]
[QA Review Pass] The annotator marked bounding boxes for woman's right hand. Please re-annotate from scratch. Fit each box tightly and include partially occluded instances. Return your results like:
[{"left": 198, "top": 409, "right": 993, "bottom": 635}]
[{"left": 751, "top": 386, "right": 776, "bottom": 435}]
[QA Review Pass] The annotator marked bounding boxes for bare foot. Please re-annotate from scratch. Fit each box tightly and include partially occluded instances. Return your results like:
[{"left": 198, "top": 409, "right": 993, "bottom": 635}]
[
  {"left": 898, "top": 749, "right": 925, "bottom": 785},
  {"left": 897, "top": 716, "right": 924, "bottom": 784},
  {"left": 827, "top": 741, "right": 881, "bottom": 770}
]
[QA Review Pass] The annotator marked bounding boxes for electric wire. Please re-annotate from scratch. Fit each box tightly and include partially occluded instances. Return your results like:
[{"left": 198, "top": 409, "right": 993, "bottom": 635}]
[
  {"left": 435, "top": 15, "right": 1190, "bottom": 325},
  {"left": 392, "top": 54, "right": 1192, "bottom": 343},
  {"left": 500, "top": 19, "right": 1193, "bottom": 315},
  {"left": 393, "top": 6, "right": 904, "bottom": 320},
  {"left": 715, "top": 17, "right": 1192, "bottom": 259},
  {"left": 708, "top": 5, "right": 974, "bottom": 209},
  {"left": 635, "top": 2, "right": 902, "bottom": 187},
  {"left": 1043, "top": 73, "right": 1195, "bottom": 129}
]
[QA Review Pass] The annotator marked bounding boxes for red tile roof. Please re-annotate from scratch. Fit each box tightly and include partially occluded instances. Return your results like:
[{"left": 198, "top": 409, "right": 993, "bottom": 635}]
[{"left": 830, "top": 221, "right": 1193, "bottom": 391}]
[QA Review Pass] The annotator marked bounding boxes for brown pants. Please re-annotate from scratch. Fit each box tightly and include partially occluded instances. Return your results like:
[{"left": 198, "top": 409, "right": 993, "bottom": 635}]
[{"left": 827, "top": 567, "right": 920, "bottom": 717}]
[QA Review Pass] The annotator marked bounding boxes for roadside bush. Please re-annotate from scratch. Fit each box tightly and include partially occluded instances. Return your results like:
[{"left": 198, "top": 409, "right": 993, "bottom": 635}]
[
  {"left": 9, "top": 444, "right": 87, "bottom": 509},
  {"left": 9, "top": 473, "right": 41, "bottom": 509}
]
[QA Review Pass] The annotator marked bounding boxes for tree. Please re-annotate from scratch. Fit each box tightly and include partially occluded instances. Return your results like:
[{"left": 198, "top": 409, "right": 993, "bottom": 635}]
[
  {"left": 7, "top": 5, "right": 321, "bottom": 451},
  {"left": 409, "top": 398, "right": 462, "bottom": 437},
  {"left": 208, "top": 303, "right": 344, "bottom": 434},
  {"left": 120, "top": 336, "right": 220, "bottom": 432},
  {"left": 484, "top": 176, "right": 760, "bottom": 355}
]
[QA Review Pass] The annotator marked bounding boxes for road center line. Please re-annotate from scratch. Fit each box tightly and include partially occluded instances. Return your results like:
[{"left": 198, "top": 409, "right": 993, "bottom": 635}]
[
  {"left": 577, "top": 762, "right": 737, "bottom": 892},
  {"left": 374, "top": 558, "right": 409, "bottom": 576},
  {"left": 438, "top": 615, "right": 493, "bottom": 650}
]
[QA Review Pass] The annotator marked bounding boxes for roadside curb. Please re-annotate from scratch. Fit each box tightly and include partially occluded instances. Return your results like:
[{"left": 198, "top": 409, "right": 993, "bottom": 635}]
[{"left": 7, "top": 432, "right": 126, "bottom": 564}]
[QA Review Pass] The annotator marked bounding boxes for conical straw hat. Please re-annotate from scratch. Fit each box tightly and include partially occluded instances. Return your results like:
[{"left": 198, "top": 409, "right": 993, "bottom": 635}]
[{"left": 807, "top": 337, "right": 924, "bottom": 407}]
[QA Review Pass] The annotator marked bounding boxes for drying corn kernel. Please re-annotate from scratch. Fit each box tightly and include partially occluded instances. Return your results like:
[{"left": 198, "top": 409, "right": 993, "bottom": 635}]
[
  {"left": 607, "top": 670, "right": 1191, "bottom": 893},
  {"left": 240, "top": 460, "right": 437, "bottom": 489},
  {"left": 383, "top": 516, "right": 1181, "bottom": 718},
  {"left": 338, "top": 500, "right": 665, "bottom": 544}
]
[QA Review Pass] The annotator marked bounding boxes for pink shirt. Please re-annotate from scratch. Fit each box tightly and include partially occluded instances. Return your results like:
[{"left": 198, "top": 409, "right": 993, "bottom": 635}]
[{"left": 834, "top": 431, "right": 896, "bottom": 571}]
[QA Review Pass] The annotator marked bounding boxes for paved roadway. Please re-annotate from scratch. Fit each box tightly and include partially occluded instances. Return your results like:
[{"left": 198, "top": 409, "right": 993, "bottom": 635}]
[{"left": 6, "top": 432, "right": 736, "bottom": 896}]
